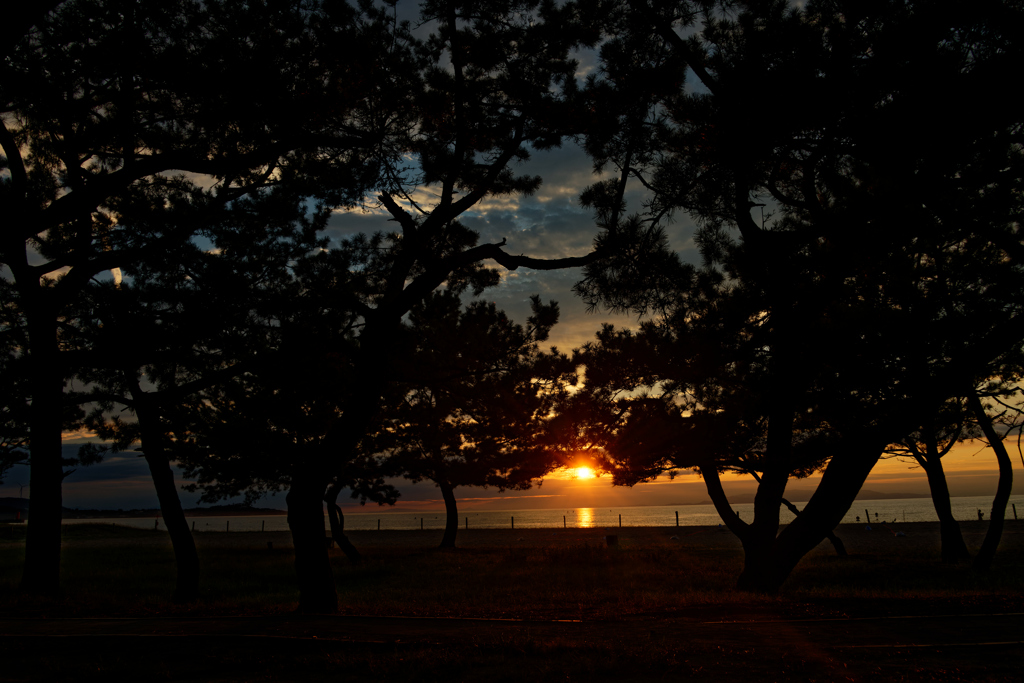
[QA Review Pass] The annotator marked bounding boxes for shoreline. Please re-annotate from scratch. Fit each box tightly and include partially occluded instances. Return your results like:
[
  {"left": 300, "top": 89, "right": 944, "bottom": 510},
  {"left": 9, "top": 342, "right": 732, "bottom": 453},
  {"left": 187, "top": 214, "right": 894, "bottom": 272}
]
[
  {"left": 36, "top": 519, "right": 1022, "bottom": 555},
  {"left": 60, "top": 506, "right": 288, "bottom": 519},
  {"left": 57, "top": 493, "right": 1020, "bottom": 521}
]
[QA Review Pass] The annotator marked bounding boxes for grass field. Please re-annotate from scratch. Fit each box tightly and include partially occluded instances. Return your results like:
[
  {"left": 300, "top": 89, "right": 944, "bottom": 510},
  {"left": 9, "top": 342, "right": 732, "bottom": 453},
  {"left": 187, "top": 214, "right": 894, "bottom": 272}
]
[{"left": 1, "top": 520, "right": 1022, "bottom": 681}]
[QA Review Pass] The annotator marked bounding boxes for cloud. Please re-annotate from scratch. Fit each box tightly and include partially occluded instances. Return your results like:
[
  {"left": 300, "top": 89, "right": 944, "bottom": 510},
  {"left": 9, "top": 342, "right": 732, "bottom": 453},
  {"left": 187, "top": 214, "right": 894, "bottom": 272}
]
[
  {"left": 0, "top": 445, "right": 210, "bottom": 511},
  {"left": 325, "top": 204, "right": 392, "bottom": 243},
  {"left": 61, "top": 428, "right": 100, "bottom": 442},
  {"left": 63, "top": 452, "right": 150, "bottom": 483},
  {"left": 467, "top": 196, "right": 598, "bottom": 259}
]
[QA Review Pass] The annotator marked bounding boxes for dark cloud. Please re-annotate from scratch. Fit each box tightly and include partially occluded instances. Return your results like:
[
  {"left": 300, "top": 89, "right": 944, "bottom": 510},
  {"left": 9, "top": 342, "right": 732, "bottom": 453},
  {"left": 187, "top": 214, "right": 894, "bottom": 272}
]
[
  {"left": 325, "top": 206, "right": 391, "bottom": 244},
  {"left": 464, "top": 199, "right": 596, "bottom": 259},
  {"left": 1, "top": 445, "right": 207, "bottom": 510},
  {"left": 66, "top": 450, "right": 149, "bottom": 483}
]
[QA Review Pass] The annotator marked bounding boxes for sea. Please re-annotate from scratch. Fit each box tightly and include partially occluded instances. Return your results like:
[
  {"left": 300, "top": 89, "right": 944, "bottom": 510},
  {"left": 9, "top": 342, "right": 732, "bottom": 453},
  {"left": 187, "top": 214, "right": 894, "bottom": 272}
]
[{"left": 63, "top": 494, "right": 1024, "bottom": 533}]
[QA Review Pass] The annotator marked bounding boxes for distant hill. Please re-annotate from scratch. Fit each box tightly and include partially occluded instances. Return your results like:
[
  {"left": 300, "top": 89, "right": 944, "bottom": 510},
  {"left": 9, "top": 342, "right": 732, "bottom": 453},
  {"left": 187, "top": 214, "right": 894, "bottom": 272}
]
[
  {"left": 63, "top": 504, "right": 287, "bottom": 519},
  {"left": 717, "top": 489, "right": 932, "bottom": 505},
  {"left": 184, "top": 504, "right": 288, "bottom": 516},
  {"left": 854, "top": 489, "right": 933, "bottom": 501}
]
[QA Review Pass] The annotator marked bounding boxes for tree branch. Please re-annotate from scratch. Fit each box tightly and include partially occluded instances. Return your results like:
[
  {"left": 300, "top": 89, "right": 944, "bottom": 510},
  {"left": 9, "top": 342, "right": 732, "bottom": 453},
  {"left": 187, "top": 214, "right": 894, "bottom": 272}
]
[
  {"left": 0, "top": 118, "right": 28, "bottom": 200},
  {"left": 379, "top": 192, "right": 418, "bottom": 238},
  {"left": 396, "top": 240, "right": 603, "bottom": 318},
  {"left": 32, "top": 134, "right": 372, "bottom": 239},
  {"left": 422, "top": 123, "right": 528, "bottom": 231},
  {"left": 629, "top": 0, "right": 717, "bottom": 96}
]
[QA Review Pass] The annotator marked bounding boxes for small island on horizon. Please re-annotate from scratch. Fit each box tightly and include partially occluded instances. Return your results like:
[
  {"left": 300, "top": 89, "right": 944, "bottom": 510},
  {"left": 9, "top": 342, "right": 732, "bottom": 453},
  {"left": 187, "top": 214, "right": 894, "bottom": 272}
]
[{"left": 61, "top": 503, "right": 289, "bottom": 519}]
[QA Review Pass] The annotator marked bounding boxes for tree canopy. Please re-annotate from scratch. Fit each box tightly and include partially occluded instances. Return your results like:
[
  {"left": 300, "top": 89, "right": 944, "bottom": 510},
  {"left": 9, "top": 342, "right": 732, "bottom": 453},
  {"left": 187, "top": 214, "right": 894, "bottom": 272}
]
[
  {"left": 374, "top": 291, "right": 574, "bottom": 547},
  {"left": 572, "top": 0, "right": 1024, "bottom": 590},
  {"left": 4, "top": 0, "right": 1021, "bottom": 607},
  {"left": 1, "top": 0, "right": 412, "bottom": 594}
]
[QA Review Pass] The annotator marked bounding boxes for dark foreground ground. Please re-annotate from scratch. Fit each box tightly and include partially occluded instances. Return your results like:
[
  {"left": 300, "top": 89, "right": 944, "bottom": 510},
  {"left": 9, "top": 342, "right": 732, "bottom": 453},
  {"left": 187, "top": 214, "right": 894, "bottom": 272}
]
[{"left": 2, "top": 520, "right": 1022, "bottom": 682}]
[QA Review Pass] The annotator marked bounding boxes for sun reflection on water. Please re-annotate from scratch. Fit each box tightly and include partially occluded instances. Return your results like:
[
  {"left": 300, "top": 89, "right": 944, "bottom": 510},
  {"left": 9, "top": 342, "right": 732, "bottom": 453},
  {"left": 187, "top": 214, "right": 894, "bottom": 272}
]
[{"left": 577, "top": 508, "right": 594, "bottom": 528}]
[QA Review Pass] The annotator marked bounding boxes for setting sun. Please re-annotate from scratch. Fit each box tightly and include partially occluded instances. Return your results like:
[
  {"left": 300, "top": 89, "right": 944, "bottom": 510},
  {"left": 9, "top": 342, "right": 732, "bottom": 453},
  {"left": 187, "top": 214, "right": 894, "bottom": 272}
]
[{"left": 574, "top": 466, "right": 597, "bottom": 479}]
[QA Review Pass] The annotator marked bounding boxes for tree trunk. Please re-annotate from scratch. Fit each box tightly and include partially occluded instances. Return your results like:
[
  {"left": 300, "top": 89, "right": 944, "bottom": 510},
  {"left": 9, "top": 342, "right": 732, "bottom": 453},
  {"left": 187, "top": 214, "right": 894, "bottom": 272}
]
[
  {"left": 736, "top": 339, "right": 799, "bottom": 591},
  {"left": 324, "top": 484, "right": 361, "bottom": 564},
  {"left": 700, "top": 465, "right": 748, "bottom": 536},
  {"left": 735, "top": 536, "right": 775, "bottom": 592},
  {"left": 969, "top": 393, "right": 1014, "bottom": 571},
  {"left": 735, "top": 424, "right": 794, "bottom": 591},
  {"left": 438, "top": 479, "right": 459, "bottom": 549},
  {"left": 20, "top": 313, "right": 64, "bottom": 596},
  {"left": 286, "top": 473, "right": 337, "bottom": 613},
  {"left": 733, "top": 442, "right": 882, "bottom": 593},
  {"left": 701, "top": 465, "right": 772, "bottom": 589},
  {"left": 134, "top": 394, "right": 201, "bottom": 602},
  {"left": 916, "top": 449, "right": 971, "bottom": 563},
  {"left": 747, "top": 468, "right": 847, "bottom": 558},
  {"left": 780, "top": 496, "right": 847, "bottom": 557},
  {"left": 142, "top": 447, "right": 200, "bottom": 602},
  {"left": 767, "top": 442, "right": 882, "bottom": 590}
]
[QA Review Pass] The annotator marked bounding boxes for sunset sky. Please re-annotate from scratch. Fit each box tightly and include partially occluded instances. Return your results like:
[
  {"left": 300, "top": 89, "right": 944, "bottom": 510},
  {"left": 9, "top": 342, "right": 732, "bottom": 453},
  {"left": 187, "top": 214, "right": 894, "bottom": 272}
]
[
  {"left": 2, "top": 139, "right": 1019, "bottom": 513},
  {"left": 2, "top": 433, "right": 1015, "bottom": 512}
]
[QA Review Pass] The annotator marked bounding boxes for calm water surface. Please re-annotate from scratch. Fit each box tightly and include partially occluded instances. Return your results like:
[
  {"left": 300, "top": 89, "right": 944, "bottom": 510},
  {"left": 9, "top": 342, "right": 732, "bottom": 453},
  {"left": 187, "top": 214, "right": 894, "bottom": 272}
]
[{"left": 64, "top": 494, "right": 1024, "bottom": 532}]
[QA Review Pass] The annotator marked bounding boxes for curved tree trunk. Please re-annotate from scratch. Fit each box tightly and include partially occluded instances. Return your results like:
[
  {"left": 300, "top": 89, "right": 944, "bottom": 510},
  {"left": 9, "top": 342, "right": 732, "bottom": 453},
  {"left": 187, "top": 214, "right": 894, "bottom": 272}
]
[
  {"left": 700, "top": 465, "right": 748, "bottom": 536},
  {"left": 780, "top": 496, "right": 847, "bottom": 557},
  {"left": 916, "top": 450, "right": 971, "bottom": 563},
  {"left": 700, "top": 465, "right": 764, "bottom": 587},
  {"left": 134, "top": 392, "right": 200, "bottom": 602},
  {"left": 969, "top": 393, "right": 1014, "bottom": 571},
  {"left": 438, "top": 479, "right": 459, "bottom": 549},
  {"left": 732, "top": 279, "right": 801, "bottom": 590},
  {"left": 747, "top": 468, "right": 847, "bottom": 558},
  {"left": 735, "top": 537, "right": 772, "bottom": 592},
  {"left": 324, "top": 484, "right": 361, "bottom": 564},
  {"left": 143, "top": 448, "right": 200, "bottom": 602},
  {"left": 731, "top": 442, "right": 882, "bottom": 593},
  {"left": 735, "top": 330, "right": 799, "bottom": 591},
  {"left": 287, "top": 473, "right": 337, "bottom": 613},
  {"left": 767, "top": 443, "right": 882, "bottom": 590},
  {"left": 21, "top": 312, "right": 64, "bottom": 596}
]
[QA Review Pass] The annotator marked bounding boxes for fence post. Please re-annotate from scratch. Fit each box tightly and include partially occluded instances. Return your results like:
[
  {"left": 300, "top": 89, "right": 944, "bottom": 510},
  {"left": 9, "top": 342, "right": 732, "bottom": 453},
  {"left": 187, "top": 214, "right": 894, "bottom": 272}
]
[
  {"left": 465, "top": 517, "right": 468, "bottom": 530},
  {"left": 619, "top": 514, "right": 622, "bottom": 528},
  {"left": 675, "top": 511, "right": 679, "bottom": 527},
  {"left": 563, "top": 515, "right": 566, "bottom": 528},
  {"left": 511, "top": 516, "right": 514, "bottom": 529},
  {"left": 226, "top": 520, "right": 229, "bottom": 532}
]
